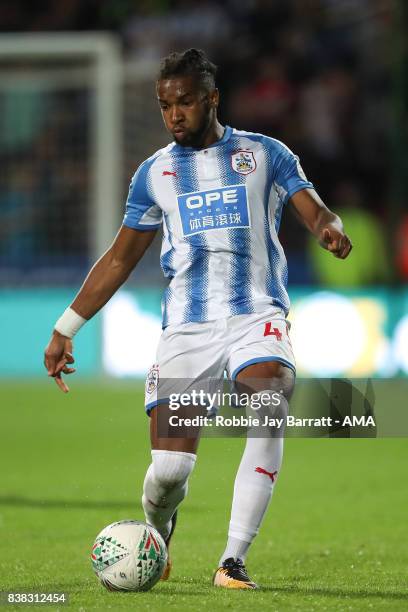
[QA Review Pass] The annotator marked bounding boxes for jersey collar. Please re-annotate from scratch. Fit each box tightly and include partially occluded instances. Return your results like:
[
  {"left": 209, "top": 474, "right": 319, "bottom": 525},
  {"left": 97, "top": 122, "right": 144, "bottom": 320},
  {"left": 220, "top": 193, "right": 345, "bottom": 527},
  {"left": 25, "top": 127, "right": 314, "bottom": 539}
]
[{"left": 172, "top": 125, "right": 233, "bottom": 152}]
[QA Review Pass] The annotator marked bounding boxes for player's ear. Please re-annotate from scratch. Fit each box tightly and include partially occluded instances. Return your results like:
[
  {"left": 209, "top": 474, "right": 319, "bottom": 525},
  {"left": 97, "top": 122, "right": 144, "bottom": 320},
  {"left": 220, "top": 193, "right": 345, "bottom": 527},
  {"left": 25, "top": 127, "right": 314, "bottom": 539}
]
[{"left": 209, "top": 88, "right": 219, "bottom": 109}]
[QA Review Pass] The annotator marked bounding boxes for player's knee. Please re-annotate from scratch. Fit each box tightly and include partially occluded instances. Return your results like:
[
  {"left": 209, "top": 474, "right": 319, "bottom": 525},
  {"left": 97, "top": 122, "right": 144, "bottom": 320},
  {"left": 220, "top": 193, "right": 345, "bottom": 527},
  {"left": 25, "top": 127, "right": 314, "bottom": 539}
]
[
  {"left": 253, "top": 389, "right": 289, "bottom": 421},
  {"left": 151, "top": 450, "right": 196, "bottom": 489},
  {"left": 237, "top": 362, "right": 295, "bottom": 400},
  {"left": 262, "top": 363, "right": 295, "bottom": 400}
]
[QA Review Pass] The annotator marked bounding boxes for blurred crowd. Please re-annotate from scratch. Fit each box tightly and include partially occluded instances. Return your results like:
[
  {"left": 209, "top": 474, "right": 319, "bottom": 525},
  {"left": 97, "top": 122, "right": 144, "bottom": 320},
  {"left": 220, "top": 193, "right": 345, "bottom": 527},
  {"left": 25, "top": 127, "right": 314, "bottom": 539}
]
[{"left": 1, "top": 0, "right": 405, "bottom": 286}]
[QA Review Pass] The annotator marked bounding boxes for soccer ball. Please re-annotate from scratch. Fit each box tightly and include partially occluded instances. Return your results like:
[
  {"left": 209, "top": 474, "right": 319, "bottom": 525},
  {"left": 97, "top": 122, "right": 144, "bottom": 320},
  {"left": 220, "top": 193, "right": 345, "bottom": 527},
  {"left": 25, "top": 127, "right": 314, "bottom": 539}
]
[{"left": 91, "top": 520, "right": 167, "bottom": 592}]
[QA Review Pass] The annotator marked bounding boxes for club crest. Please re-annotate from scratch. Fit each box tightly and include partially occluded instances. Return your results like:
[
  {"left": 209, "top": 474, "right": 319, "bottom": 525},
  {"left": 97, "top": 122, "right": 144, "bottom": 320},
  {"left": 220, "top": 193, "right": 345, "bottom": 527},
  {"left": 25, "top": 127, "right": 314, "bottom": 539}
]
[
  {"left": 231, "top": 150, "right": 256, "bottom": 175},
  {"left": 146, "top": 364, "right": 159, "bottom": 395}
]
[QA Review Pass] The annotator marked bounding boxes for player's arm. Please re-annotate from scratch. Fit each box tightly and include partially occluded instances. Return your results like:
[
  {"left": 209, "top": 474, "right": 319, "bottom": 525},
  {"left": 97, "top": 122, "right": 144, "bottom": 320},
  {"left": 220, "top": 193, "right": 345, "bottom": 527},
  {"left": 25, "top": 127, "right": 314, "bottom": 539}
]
[
  {"left": 70, "top": 225, "right": 156, "bottom": 319},
  {"left": 289, "top": 188, "right": 352, "bottom": 259},
  {"left": 44, "top": 226, "right": 157, "bottom": 392}
]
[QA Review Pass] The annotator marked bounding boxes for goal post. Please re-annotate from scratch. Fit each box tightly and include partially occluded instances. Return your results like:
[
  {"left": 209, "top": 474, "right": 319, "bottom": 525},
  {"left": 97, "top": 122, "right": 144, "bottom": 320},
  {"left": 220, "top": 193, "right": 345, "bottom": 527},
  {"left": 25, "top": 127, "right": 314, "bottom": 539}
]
[{"left": 0, "top": 32, "right": 123, "bottom": 263}]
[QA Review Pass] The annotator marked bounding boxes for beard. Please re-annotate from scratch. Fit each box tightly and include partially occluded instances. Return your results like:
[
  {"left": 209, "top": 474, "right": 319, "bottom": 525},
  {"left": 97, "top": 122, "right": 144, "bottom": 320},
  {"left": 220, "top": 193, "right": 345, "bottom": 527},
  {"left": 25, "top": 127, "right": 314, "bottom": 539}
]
[{"left": 173, "top": 112, "right": 212, "bottom": 148}]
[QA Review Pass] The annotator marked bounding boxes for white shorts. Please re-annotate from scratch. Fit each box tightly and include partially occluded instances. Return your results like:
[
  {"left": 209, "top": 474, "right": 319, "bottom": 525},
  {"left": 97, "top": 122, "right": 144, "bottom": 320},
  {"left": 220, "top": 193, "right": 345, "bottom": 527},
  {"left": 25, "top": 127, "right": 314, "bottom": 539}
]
[{"left": 145, "top": 307, "right": 296, "bottom": 415}]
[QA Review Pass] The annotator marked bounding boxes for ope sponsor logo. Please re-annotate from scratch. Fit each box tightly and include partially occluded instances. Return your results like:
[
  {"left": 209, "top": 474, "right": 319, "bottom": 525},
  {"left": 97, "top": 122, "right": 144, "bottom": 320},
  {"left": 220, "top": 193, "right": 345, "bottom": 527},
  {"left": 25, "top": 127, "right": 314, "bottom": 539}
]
[
  {"left": 178, "top": 184, "right": 250, "bottom": 237},
  {"left": 185, "top": 188, "right": 239, "bottom": 209}
]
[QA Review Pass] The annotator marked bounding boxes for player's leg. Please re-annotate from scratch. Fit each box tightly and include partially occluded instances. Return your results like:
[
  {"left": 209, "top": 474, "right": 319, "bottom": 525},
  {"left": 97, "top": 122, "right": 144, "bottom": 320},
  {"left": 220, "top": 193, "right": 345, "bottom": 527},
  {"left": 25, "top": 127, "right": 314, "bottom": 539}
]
[
  {"left": 215, "top": 360, "right": 294, "bottom": 589},
  {"left": 142, "top": 403, "right": 200, "bottom": 543},
  {"left": 143, "top": 404, "right": 201, "bottom": 580},
  {"left": 141, "top": 320, "right": 225, "bottom": 578},
  {"left": 215, "top": 308, "right": 295, "bottom": 588}
]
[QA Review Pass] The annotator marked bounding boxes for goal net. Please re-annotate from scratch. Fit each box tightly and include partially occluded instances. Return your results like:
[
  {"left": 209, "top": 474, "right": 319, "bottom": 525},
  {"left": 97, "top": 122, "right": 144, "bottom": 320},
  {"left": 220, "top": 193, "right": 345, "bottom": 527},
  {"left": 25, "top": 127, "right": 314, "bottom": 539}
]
[{"left": 0, "top": 33, "right": 167, "bottom": 287}]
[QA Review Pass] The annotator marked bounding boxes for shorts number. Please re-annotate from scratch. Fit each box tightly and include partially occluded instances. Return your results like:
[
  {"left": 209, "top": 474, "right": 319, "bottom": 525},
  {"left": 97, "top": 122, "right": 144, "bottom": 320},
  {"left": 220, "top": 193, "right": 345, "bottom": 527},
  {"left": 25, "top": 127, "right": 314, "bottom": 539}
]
[{"left": 263, "top": 322, "right": 282, "bottom": 340}]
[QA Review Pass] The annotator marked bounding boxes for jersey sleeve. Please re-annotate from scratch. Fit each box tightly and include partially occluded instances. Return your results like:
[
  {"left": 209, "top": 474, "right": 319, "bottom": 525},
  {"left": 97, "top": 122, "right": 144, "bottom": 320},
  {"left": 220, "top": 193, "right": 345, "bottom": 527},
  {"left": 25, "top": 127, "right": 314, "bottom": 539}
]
[
  {"left": 123, "top": 158, "right": 163, "bottom": 231},
  {"left": 272, "top": 142, "right": 314, "bottom": 204}
]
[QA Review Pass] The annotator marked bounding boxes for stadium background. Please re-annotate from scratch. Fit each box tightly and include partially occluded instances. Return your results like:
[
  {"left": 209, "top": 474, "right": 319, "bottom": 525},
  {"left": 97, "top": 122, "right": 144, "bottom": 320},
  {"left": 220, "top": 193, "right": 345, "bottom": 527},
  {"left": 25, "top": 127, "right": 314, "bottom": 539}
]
[
  {"left": 1, "top": 0, "right": 407, "bottom": 378},
  {"left": 1, "top": 1, "right": 407, "bottom": 609}
]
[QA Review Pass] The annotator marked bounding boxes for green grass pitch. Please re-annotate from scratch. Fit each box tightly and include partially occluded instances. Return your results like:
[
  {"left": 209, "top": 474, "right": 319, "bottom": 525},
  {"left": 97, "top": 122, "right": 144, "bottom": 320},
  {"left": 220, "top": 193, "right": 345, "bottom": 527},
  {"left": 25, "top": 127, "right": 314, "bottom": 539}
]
[{"left": 1, "top": 381, "right": 407, "bottom": 611}]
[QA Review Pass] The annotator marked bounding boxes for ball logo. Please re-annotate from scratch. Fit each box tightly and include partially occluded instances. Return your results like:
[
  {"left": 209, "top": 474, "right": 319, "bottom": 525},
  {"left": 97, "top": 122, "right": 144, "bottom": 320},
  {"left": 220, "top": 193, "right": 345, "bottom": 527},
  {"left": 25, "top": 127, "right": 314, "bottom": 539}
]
[
  {"left": 231, "top": 150, "right": 256, "bottom": 175},
  {"left": 91, "top": 536, "right": 129, "bottom": 572}
]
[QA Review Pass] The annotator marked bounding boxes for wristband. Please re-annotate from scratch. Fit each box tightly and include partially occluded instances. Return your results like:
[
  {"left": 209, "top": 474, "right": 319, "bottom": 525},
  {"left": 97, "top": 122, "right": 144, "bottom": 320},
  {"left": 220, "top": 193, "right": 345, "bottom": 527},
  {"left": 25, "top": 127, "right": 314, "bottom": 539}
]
[{"left": 54, "top": 307, "right": 87, "bottom": 339}]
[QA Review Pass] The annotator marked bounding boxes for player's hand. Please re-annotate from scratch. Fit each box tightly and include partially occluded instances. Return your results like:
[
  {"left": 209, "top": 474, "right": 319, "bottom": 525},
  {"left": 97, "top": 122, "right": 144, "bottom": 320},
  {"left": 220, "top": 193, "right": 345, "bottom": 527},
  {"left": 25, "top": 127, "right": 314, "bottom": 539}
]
[
  {"left": 319, "top": 226, "right": 352, "bottom": 259},
  {"left": 44, "top": 330, "right": 76, "bottom": 393}
]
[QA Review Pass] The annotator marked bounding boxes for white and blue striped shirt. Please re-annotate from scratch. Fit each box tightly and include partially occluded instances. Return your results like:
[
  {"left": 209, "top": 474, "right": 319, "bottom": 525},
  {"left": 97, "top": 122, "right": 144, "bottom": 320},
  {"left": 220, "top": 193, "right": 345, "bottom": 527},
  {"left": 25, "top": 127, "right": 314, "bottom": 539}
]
[{"left": 123, "top": 126, "right": 313, "bottom": 327}]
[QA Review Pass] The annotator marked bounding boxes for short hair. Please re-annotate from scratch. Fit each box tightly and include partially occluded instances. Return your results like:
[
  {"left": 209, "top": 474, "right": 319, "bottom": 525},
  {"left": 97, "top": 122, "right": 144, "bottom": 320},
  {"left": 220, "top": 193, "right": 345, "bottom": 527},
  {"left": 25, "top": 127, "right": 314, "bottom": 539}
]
[{"left": 158, "top": 48, "right": 217, "bottom": 91}]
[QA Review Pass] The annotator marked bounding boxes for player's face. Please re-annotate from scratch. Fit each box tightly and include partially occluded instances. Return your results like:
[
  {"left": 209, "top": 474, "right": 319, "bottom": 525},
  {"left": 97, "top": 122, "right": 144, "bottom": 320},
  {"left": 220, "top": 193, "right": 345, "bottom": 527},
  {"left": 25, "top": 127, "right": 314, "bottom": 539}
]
[{"left": 157, "top": 76, "right": 218, "bottom": 147}]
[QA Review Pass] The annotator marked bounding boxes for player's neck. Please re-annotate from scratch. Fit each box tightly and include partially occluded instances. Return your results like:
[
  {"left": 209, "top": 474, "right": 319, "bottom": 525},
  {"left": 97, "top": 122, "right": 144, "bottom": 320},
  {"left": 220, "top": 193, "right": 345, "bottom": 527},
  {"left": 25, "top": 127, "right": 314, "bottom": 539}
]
[{"left": 199, "top": 120, "right": 225, "bottom": 149}]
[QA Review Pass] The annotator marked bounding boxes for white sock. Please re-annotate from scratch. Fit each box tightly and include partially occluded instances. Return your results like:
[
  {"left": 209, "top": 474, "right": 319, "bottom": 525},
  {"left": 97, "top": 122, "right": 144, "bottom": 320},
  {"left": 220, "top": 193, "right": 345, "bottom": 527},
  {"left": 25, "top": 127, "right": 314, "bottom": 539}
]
[
  {"left": 142, "top": 449, "right": 196, "bottom": 540},
  {"left": 220, "top": 434, "right": 283, "bottom": 565}
]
